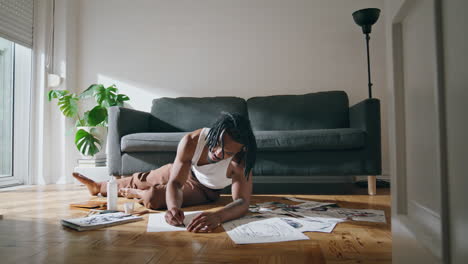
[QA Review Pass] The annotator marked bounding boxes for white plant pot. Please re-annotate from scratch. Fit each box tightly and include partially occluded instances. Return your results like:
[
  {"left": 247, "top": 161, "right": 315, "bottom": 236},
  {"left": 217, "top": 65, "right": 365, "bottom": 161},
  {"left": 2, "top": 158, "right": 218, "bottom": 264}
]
[{"left": 76, "top": 126, "right": 108, "bottom": 159}]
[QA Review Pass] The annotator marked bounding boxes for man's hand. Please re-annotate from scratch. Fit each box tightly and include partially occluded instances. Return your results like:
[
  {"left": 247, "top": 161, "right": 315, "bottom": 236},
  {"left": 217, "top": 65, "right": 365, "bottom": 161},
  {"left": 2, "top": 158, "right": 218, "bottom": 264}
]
[
  {"left": 187, "top": 211, "right": 222, "bottom": 233},
  {"left": 165, "top": 207, "right": 185, "bottom": 226}
]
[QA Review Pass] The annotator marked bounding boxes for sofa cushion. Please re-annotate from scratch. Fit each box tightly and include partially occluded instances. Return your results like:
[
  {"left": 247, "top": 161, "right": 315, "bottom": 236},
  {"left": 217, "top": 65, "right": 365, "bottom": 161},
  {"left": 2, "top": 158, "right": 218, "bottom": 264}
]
[
  {"left": 121, "top": 132, "right": 187, "bottom": 152},
  {"left": 254, "top": 128, "right": 366, "bottom": 151},
  {"left": 121, "top": 128, "right": 364, "bottom": 153},
  {"left": 151, "top": 97, "right": 248, "bottom": 132},
  {"left": 247, "top": 91, "right": 350, "bottom": 131}
]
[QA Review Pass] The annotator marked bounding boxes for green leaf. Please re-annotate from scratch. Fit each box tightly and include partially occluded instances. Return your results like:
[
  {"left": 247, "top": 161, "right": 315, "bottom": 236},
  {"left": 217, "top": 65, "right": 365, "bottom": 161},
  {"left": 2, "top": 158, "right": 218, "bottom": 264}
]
[
  {"left": 95, "top": 85, "right": 118, "bottom": 108},
  {"left": 58, "top": 95, "right": 79, "bottom": 117},
  {"left": 87, "top": 106, "right": 108, "bottom": 126},
  {"left": 48, "top": 90, "right": 69, "bottom": 101},
  {"left": 116, "top": 94, "right": 130, "bottom": 106},
  {"left": 79, "top": 84, "right": 103, "bottom": 99},
  {"left": 75, "top": 129, "right": 101, "bottom": 156}
]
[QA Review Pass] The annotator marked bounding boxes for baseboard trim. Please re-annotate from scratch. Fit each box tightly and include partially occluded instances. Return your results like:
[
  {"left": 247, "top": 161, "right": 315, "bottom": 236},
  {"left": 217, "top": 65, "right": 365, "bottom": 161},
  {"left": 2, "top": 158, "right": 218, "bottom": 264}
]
[
  {"left": 223, "top": 182, "right": 359, "bottom": 195},
  {"left": 406, "top": 201, "right": 442, "bottom": 259},
  {"left": 252, "top": 176, "right": 354, "bottom": 184},
  {"left": 392, "top": 217, "right": 441, "bottom": 263}
]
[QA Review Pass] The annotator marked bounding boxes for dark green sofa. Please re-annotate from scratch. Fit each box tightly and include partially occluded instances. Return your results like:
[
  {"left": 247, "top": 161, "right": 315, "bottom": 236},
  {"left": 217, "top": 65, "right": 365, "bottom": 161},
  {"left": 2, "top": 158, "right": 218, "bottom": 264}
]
[{"left": 108, "top": 91, "right": 381, "bottom": 195}]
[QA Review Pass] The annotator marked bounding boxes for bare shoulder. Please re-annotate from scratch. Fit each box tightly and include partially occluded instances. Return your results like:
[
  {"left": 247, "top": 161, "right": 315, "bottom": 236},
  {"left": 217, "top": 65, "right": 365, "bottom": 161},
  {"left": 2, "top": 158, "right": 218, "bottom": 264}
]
[
  {"left": 176, "top": 128, "right": 203, "bottom": 161},
  {"left": 229, "top": 153, "right": 245, "bottom": 176},
  {"left": 185, "top": 128, "right": 203, "bottom": 142},
  {"left": 183, "top": 128, "right": 205, "bottom": 146}
]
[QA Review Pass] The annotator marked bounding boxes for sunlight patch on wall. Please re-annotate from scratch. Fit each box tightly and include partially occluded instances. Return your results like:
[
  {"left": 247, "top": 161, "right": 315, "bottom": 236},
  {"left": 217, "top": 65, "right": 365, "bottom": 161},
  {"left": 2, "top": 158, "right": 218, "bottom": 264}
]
[{"left": 97, "top": 74, "right": 180, "bottom": 112}]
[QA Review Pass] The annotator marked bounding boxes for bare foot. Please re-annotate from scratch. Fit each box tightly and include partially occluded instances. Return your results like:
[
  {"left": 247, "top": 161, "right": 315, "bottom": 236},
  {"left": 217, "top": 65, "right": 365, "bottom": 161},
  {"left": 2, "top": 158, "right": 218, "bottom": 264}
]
[
  {"left": 119, "top": 188, "right": 145, "bottom": 199},
  {"left": 72, "top": 172, "right": 101, "bottom": 196}
]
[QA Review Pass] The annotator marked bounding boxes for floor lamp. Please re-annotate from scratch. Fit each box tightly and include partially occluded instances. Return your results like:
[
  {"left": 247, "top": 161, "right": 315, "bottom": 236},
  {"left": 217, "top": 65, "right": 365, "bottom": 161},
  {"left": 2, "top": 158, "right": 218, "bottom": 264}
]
[
  {"left": 352, "top": 8, "right": 389, "bottom": 192},
  {"left": 352, "top": 8, "right": 381, "bottom": 99}
]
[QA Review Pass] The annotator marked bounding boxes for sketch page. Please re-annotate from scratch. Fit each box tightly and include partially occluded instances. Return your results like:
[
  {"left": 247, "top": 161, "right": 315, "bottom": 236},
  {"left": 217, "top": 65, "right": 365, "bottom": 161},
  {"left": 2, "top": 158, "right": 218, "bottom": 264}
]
[
  {"left": 328, "top": 208, "right": 386, "bottom": 223},
  {"left": 222, "top": 216, "right": 309, "bottom": 244},
  {"left": 279, "top": 217, "right": 339, "bottom": 233},
  {"left": 147, "top": 211, "right": 202, "bottom": 232}
]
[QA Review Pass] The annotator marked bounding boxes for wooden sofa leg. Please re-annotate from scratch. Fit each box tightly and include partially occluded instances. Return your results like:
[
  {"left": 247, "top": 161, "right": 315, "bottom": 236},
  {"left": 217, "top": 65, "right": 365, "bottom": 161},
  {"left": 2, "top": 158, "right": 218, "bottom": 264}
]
[{"left": 368, "top": 176, "right": 376, "bottom": 195}]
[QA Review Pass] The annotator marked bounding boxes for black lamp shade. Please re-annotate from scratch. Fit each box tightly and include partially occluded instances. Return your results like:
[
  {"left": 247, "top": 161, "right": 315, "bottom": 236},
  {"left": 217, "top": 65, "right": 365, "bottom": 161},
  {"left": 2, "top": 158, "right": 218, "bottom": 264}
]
[{"left": 352, "top": 8, "right": 381, "bottom": 34}]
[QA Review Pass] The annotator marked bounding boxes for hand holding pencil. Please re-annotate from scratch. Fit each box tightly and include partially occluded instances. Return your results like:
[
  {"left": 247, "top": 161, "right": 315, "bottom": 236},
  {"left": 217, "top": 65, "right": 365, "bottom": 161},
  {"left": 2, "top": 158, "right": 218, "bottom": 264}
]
[{"left": 165, "top": 207, "right": 185, "bottom": 226}]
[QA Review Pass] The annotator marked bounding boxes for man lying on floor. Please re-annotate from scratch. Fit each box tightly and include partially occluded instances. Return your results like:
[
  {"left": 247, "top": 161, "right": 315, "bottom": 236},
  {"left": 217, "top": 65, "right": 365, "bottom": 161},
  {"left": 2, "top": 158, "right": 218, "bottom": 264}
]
[{"left": 73, "top": 112, "right": 257, "bottom": 233}]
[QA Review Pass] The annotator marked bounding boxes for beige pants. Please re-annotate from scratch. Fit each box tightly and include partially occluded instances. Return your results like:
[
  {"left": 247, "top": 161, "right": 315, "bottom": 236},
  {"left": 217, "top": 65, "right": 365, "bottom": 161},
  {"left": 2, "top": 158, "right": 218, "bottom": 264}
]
[{"left": 99, "top": 165, "right": 222, "bottom": 210}]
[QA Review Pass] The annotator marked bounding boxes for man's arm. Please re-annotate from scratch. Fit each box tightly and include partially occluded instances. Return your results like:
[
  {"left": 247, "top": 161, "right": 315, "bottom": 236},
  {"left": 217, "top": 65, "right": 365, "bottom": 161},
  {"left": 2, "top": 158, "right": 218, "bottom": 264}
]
[
  {"left": 165, "top": 132, "right": 197, "bottom": 225},
  {"left": 187, "top": 159, "right": 252, "bottom": 232},
  {"left": 217, "top": 165, "right": 252, "bottom": 223}
]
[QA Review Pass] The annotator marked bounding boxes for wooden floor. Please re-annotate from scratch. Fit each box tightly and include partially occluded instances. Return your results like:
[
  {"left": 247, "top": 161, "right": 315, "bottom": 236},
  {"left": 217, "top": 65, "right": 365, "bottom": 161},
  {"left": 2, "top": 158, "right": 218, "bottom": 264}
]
[{"left": 0, "top": 185, "right": 391, "bottom": 264}]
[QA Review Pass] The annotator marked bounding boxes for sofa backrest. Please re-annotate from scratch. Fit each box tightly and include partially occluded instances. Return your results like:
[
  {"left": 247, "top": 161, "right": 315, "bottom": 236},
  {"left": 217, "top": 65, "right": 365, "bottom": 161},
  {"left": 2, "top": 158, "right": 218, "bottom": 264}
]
[
  {"left": 151, "top": 97, "right": 248, "bottom": 132},
  {"left": 247, "top": 91, "right": 350, "bottom": 131}
]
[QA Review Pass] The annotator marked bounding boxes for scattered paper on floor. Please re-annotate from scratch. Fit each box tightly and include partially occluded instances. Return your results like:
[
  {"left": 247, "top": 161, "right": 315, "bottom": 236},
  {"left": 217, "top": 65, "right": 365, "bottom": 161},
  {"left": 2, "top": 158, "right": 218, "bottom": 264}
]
[
  {"left": 265, "top": 202, "right": 386, "bottom": 223},
  {"left": 283, "top": 197, "right": 312, "bottom": 203},
  {"left": 279, "top": 217, "right": 339, "bottom": 233},
  {"left": 327, "top": 208, "right": 386, "bottom": 223},
  {"left": 222, "top": 215, "right": 309, "bottom": 244}
]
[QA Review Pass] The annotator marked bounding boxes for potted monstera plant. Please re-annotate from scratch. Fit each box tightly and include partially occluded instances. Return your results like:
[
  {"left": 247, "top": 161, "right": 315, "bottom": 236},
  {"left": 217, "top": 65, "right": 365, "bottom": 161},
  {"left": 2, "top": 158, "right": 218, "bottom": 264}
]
[{"left": 48, "top": 84, "right": 130, "bottom": 157}]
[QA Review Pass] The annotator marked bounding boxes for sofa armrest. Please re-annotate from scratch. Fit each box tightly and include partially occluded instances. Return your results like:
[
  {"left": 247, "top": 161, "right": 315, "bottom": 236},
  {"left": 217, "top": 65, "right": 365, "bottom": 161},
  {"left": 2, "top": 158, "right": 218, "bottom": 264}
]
[
  {"left": 349, "top": 98, "right": 382, "bottom": 174},
  {"left": 108, "top": 107, "right": 153, "bottom": 176},
  {"left": 349, "top": 98, "right": 380, "bottom": 133}
]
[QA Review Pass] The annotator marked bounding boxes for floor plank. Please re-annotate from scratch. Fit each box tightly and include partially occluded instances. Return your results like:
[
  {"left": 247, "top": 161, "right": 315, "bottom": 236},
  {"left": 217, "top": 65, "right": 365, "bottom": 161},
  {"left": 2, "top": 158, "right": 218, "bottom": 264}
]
[{"left": 0, "top": 185, "right": 391, "bottom": 264}]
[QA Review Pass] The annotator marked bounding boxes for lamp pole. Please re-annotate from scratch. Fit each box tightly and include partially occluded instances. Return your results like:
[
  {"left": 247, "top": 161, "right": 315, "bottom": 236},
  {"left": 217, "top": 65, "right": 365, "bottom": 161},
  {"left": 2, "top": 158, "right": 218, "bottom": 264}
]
[{"left": 365, "top": 33, "right": 372, "bottom": 99}]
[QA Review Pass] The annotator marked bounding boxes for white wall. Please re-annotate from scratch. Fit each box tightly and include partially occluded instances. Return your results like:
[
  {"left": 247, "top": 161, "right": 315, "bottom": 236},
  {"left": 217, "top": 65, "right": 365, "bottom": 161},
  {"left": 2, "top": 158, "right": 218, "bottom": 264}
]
[
  {"left": 30, "top": 0, "right": 80, "bottom": 184},
  {"left": 76, "top": 0, "right": 389, "bottom": 176}
]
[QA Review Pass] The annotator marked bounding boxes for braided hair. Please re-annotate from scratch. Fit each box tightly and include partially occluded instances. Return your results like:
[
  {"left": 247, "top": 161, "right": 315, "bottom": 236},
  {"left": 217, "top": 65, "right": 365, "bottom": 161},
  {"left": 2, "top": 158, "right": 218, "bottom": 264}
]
[{"left": 205, "top": 112, "right": 257, "bottom": 180}]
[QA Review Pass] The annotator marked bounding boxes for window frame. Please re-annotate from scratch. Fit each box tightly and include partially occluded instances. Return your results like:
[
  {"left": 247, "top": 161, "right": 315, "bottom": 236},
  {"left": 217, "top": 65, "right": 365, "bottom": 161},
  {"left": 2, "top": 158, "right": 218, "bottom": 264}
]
[{"left": 0, "top": 40, "right": 31, "bottom": 187}]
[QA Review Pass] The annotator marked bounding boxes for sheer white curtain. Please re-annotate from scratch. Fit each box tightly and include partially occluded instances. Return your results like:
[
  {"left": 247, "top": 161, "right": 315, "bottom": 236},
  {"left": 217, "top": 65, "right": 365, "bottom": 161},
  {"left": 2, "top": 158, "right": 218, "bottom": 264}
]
[{"left": 30, "top": 0, "right": 79, "bottom": 184}]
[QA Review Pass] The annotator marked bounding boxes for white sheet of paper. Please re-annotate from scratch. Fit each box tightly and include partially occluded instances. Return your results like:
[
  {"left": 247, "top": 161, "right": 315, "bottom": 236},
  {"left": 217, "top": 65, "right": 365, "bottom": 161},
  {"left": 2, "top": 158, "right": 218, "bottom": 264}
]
[
  {"left": 146, "top": 211, "right": 203, "bottom": 232},
  {"left": 279, "top": 217, "right": 339, "bottom": 233},
  {"left": 222, "top": 216, "right": 309, "bottom": 244}
]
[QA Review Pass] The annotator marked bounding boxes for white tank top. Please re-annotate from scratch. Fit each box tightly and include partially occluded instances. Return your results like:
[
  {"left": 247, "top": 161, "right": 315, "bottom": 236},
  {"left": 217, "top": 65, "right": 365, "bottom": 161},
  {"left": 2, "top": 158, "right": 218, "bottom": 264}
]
[{"left": 191, "top": 128, "right": 233, "bottom": 190}]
